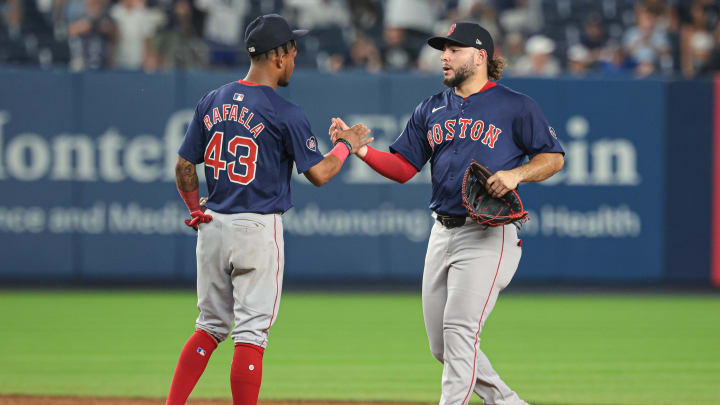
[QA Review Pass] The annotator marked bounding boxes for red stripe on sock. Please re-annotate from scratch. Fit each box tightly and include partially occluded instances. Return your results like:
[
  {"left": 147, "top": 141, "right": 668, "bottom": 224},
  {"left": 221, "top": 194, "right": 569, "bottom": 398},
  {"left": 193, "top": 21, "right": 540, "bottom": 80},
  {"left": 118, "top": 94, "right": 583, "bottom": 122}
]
[{"left": 461, "top": 226, "right": 504, "bottom": 405}]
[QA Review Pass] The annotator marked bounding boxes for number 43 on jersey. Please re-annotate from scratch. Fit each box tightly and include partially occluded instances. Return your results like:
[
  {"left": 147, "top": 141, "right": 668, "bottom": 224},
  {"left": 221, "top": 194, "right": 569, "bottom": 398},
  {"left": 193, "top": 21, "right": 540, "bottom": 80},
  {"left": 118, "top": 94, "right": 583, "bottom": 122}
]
[{"left": 204, "top": 131, "right": 258, "bottom": 185}]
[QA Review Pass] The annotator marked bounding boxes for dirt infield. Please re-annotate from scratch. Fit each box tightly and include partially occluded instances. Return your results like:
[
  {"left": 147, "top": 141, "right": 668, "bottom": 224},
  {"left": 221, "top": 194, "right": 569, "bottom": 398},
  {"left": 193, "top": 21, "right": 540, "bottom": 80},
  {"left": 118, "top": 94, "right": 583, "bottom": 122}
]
[{"left": 0, "top": 396, "right": 416, "bottom": 405}]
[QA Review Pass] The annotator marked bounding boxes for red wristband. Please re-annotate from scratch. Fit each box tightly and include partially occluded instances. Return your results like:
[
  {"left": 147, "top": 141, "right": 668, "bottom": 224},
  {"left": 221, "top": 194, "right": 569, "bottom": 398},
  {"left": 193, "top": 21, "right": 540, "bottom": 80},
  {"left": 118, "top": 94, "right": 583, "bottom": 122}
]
[
  {"left": 328, "top": 142, "right": 350, "bottom": 164},
  {"left": 178, "top": 187, "right": 201, "bottom": 213}
]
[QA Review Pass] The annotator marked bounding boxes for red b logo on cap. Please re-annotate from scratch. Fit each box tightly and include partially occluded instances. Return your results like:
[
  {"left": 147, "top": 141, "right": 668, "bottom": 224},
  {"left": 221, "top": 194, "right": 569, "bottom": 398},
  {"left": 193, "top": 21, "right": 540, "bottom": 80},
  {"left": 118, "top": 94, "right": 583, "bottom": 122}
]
[{"left": 447, "top": 24, "right": 456, "bottom": 35}]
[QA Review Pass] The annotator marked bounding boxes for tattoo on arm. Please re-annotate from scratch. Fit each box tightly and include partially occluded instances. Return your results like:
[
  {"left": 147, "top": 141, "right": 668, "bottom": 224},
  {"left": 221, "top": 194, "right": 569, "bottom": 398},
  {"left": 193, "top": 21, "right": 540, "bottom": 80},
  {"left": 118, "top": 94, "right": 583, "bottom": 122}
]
[{"left": 176, "top": 158, "right": 199, "bottom": 192}]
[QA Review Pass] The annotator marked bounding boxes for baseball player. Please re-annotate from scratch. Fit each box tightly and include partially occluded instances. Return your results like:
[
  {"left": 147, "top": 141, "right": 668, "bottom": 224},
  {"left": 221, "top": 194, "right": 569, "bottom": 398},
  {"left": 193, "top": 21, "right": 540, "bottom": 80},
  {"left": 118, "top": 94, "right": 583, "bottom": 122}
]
[
  {"left": 167, "top": 14, "right": 372, "bottom": 405},
  {"left": 331, "top": 23, "right": 564, "bottom": 405}
]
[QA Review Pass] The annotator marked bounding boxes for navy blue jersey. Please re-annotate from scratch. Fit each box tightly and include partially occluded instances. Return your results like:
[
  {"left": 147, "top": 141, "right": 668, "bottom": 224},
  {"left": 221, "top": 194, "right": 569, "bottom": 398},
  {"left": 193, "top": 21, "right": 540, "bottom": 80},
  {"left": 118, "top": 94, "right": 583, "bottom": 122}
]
[
  {"left": 390, "top": 83, "right": 564, "bottom": 216},
  {"left": 178, "top": 80, "right": 324, "bottom": 214}
]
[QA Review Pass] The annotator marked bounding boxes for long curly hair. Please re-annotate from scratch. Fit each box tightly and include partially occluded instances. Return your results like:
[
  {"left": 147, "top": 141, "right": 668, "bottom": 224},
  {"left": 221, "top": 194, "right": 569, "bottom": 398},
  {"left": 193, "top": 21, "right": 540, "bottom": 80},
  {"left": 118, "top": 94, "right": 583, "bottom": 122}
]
[{"left": 487, "top": 56, "right": 506, "bottom": 81}]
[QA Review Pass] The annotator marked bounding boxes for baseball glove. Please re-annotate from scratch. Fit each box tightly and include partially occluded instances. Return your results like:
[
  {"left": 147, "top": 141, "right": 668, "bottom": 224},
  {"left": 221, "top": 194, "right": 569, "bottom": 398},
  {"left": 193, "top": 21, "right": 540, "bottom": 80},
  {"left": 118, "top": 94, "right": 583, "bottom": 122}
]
[{"left": 461, "top": 161, "right": 529, "bottom": 227}]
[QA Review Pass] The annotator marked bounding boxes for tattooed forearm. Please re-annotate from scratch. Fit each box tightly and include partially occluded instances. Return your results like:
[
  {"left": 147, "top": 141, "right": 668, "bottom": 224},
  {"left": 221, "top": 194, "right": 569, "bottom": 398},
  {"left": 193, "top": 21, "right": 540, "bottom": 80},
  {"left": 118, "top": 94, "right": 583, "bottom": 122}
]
[{"left": 175, "top": 157, "right": 199, "bottom": 192}]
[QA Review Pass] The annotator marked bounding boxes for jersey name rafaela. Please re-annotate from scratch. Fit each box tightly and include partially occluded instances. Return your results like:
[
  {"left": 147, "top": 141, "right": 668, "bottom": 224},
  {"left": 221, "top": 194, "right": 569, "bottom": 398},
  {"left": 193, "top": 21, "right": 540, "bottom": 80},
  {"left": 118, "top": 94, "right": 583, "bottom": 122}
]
[
  {"left": 178, "top": 80, "right": 324, "bottom": 214},
  {"left": 390, "top": 83, "right": 564, "bottom": 216}
]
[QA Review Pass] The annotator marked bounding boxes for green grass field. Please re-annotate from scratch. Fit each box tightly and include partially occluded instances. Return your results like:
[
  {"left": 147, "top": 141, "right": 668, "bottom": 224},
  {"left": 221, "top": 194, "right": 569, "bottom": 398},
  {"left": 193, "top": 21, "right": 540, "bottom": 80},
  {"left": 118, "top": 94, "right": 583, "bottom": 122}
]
[{"left": 1, "top": 290, "right": 719, "bottom": 405}]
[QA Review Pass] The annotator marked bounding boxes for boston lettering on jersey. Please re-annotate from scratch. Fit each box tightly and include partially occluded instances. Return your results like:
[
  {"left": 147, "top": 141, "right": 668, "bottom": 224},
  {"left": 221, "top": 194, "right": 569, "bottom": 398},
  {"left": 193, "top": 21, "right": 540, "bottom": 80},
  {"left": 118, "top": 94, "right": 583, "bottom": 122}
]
[
  {"left": 202, "top": 104, "right": 265, "bottom": 138},
  {"left": 427, "top": 119, "right": 502, "bottom": 149},
  {"left": 390, "top": 83, "right": 565, "bottom": 216}
]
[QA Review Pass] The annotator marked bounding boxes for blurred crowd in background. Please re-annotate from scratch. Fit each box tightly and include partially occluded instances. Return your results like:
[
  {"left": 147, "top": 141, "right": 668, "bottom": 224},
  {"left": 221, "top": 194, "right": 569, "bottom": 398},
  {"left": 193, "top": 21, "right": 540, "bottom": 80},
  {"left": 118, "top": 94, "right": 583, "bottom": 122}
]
[{"left": 1, "top": 0, "right": 719, "bottom": 78}]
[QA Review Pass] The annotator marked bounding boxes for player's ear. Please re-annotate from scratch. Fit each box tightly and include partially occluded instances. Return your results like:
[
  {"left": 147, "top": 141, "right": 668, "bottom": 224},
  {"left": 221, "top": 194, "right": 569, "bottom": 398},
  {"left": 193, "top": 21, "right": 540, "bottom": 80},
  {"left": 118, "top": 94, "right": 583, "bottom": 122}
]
[
  {"left": 476, "top": 49, "right": 486, "bottom": 67},
  {"left": 273, "top": 51, "right": 284, "bottom": 69}
]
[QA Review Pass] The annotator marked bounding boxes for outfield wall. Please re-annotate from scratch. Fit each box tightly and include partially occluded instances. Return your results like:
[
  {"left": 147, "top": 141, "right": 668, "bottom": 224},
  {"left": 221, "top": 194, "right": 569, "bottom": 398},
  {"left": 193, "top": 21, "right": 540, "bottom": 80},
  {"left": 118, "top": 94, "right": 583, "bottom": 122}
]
[{"left": 0, "top": 68, "right": 713, "bottom": 285}]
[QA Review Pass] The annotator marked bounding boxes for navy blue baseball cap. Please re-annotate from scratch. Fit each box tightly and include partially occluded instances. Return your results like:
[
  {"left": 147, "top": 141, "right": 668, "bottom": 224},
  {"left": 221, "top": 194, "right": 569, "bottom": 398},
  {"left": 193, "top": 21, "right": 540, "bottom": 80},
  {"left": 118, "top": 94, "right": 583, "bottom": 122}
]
[
  {"left": 244, "top": 14, "right": 308, "bottom": 56},
  {"left": 428, "top": 22, "right": 494, "bottom": 58}
]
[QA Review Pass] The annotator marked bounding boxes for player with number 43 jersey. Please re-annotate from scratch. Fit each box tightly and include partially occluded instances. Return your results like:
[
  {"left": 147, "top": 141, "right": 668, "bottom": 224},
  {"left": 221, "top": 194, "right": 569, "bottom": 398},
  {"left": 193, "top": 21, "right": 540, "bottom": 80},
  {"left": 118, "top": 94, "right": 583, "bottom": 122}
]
[{"left": 166, "top": 14, "right": 372, "bottom": 405}]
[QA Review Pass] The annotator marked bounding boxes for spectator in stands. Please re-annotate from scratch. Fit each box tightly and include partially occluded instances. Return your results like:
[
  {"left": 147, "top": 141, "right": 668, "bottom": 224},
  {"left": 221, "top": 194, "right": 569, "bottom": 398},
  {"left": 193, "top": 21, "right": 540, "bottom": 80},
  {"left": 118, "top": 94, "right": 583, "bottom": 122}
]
[
  {"left": 348, "top": 32, "right": 382, "bottom": 73},
  {"left": 1, "top": 0, "right": 59, "bottom": 66},
  {"left": 347, "top": 0, "right": 383, "bottom": 38},
  {"left": 35, "top": 0, "right": 56, "bottom": 27},
  {"left": 67, "top": 0, "right": 116, "bottom": 71},
  {"left": 677, "top": 0, "right": 719, "bottom": 30},
  {"left": 512, "top": 34, "right": 560, "bottom": 77},
  {"left": 453, "top": 0, "right": 501, "bottom": 41},
  {"left": 416, "top": 22, "right": 446, "bottom": 73},
  {"left": 4, "top": 0, "right": 719, "bottom": 77},
  {"left": 622, "top": 3, "right": 671, "bottom": 75},
  {"left": 567, "top": 44, "right": 592, "bottom": 77},
  {"left": 150, "top": 0, "right": 208, "bottom": 70},
  {"left": 647, "top": 0, "right": 679, "bottom": 74},
  {"left": 498, "top": 0, "right": 543, "bottom": 35},
  {"left": 382, "top": 0, "right": 440, "bottom": 69},
  {"left": 381, "top": 26, "right": 416, "bottom": 70},
  {"left": 0, "top": 2, "right": 5, "bottom": 30},
  {"left": 110, "top": 0, "right": 163, "bottom": 71},
  {"left": 384, "top": 0, "right": 438, "bottom": 36},
  {"left": 1, "top": 0, "right": 28, "bottom": 64},
  {"left": 285, "top": 0, "right": 350, "bottom": 29},
  {"left": 680, "top": 0, "right": 719, "bottom": 77},
  {"left": 580, "top": 14, "right": 610, "bottom": 65},
  {"left": 501, "top": 31, "right": 525, "bottom": 67},
  {"left": 595, "top": 43, "right": 630, "bottom": 76},
  {"left": 633, "top": 46, "right": 658, "bottom": 77},
  {"left": 686, "top": 30, "right": 714, "bottom": 76},
  {"left": 58, "top": 0, "right": 92, "bottom": 23},
  {"left": 285, "top": 0, "right": 351, "bottom": 71},
  {"left": 194, "top": 0, "right": 248, "bottom": 68},
  {"left": 700, "top": 25, "right": 720, "bottom": 75}
]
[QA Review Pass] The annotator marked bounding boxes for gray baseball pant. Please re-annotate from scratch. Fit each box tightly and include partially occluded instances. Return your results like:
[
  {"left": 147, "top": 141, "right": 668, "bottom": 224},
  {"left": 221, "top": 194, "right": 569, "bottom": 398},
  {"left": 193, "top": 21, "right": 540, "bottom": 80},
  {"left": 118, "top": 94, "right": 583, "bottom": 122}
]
[
  {"left": 194, "top": 210, "right": 285, "bottom": 348},
  {"left": 423, "top": 217, "right": 528, "bottom": 405}
]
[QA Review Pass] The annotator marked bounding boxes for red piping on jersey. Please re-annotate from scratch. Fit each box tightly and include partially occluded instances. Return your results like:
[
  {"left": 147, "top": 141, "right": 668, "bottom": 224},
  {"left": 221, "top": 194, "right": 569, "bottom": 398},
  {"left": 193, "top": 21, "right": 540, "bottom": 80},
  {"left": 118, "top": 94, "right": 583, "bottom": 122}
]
[
  {"left": 462, "top": 226, "right": 504, "bottom": 405},
  {"left": 712, "top": 73, "right": 720, "bottom": 287},
  {"left": 463, "top": 80, "right": 497, "bottom": 100},
  {"left": 238, "top": 79, "right": 261, "bottom": 86},
  {"left": 361, "top": 146, "right": 417, "bottom": 183},
  {"left": 267, "top": 215, "right": 281, "bottom": 331}
]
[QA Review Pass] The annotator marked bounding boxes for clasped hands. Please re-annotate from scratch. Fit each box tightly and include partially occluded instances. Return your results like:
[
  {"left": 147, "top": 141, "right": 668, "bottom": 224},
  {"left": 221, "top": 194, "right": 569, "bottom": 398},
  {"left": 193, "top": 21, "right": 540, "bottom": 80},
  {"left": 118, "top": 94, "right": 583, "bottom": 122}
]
[{"left": 329, "top": 117, "right": 372, "bottom": 158}]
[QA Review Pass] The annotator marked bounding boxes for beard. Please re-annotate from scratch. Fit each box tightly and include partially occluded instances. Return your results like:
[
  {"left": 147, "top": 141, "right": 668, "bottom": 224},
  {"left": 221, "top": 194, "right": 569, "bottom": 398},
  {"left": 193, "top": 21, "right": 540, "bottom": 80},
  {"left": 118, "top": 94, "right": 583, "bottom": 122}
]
[{"left": 442, "top": 61, "right": 476, "bottom": 88}]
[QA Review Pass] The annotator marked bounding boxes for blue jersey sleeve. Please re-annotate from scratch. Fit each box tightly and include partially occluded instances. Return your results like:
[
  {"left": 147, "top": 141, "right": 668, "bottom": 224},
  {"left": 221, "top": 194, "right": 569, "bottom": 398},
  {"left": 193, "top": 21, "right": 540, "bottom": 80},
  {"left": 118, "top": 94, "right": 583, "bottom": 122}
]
[
  {"left": 513, "top": 96, "right": 565, "bottom": 157},
  {"left": 282, "top": 106, "right": 325, "bottom": 173},
  {"left": 389, "top": 102, "right": 431, "bottom": 171},
  {"left": 177, "top": 104, "right": 206, "bottom": 164}
]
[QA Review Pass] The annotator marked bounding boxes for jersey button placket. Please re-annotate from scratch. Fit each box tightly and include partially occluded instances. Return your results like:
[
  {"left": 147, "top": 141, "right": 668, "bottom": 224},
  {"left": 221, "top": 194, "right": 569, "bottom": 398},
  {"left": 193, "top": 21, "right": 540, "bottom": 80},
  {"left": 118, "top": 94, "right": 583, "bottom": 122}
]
[{"left": 453, "top": 109, "right": 460, "bottom": 155}]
